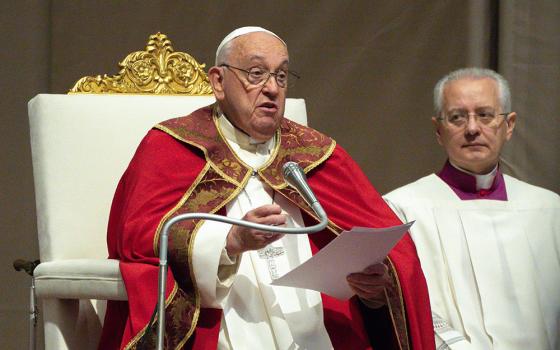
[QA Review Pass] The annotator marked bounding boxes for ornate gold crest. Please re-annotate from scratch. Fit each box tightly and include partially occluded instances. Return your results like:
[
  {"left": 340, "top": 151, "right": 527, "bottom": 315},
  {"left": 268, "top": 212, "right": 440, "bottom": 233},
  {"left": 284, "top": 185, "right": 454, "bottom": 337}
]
[{"left": 69, "top": 32, "right": 213, "bottom": 95}]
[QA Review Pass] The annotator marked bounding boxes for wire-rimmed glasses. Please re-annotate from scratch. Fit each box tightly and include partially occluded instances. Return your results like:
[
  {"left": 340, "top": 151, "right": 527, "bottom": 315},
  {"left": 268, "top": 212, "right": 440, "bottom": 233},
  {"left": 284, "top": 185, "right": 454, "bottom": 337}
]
[
  {"left": 220, "top": 63, "right": 300, "bottom": 88},
  {"left": 437, "top": 110, "right": 511, "bottom": 129}
]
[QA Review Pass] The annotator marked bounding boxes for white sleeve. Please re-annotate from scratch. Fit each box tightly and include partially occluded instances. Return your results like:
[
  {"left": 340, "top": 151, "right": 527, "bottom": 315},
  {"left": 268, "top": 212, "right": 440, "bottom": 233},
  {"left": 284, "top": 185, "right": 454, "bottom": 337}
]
[
  {"left": 433, "top": 312, "right": 472, "bottom": 350},
  {"left": 192, "top": 219, "right": 241, "bottom": 308},
  {"left": 382, "top": 196, "right": 408, "bottom": 223}
]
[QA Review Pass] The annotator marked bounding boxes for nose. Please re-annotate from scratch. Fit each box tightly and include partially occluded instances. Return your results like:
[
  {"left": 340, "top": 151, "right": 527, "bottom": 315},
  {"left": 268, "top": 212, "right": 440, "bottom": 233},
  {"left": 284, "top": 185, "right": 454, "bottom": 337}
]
[
  {"left": 261, "top": 73, "right": 280, "bottom": 96},
  {"left": 465, "top": 114, "right": 481, "bottom": 135}
]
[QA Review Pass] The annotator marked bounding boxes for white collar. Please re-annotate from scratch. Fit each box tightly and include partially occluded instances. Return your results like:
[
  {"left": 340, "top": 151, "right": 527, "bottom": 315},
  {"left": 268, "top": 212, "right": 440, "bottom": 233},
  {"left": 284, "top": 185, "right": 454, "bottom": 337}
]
[
  {"left": 217, "top": 112, "right": 275, "bottom": 152},
  {"left": 449, "top": 161, "right": 498, "bottom": 190},
  {"left": 217, "top": 112, "right": 276, "bottom": 172}
]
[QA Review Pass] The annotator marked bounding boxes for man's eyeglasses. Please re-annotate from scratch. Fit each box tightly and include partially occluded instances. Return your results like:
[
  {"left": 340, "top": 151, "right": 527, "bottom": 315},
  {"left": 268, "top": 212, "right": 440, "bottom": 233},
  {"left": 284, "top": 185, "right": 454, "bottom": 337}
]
[
  {"left": 220, "top": 64, "right": 300, "bottom": 88},
  {"left": 438, "top": 110, "right": 510, "bottom": 129}
]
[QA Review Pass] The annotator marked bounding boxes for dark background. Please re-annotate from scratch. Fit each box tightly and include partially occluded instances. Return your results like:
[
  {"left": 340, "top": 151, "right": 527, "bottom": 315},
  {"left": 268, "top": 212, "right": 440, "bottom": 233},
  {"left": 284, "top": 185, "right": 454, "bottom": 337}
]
[{"left": 2, "top": 1, "right": 558, "bottom": 348}]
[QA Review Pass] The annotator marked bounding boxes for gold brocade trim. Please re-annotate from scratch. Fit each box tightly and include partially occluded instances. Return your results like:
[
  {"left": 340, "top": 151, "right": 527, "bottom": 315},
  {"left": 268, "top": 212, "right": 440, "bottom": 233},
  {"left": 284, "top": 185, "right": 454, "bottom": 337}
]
[
  {"left": 169, "top": 169, "right": 250, "bottom": 347},
  {"left": 294, "top": 139, "right": 341, "bottom": 234},
  {"left": 128, "top": 164, "right": 212, "bottom": 350},
  {"left": 386, "top": 256, "right": 410, "bottom": 350},
  {"left": 303, "top": 140, "right": 336, "bottom": 178},
  {"left": 273, "top": 186, "right": 341, "bottom": 236},
  {"left": 135, "top": 162, "right": 249, "bottom": 349},
  {"left": 154, "top": 123, "right": 242, "bottom": 187},
  {"left": 257, "top": 117, "right": 337, "bottom": 189},
  {"left": 181, "top": 166, "right": 251, "bottom": 330},
  {"left": 124, "top": 282, "right": 180, "bottom": 350},
  {"left": 266, "top": 182, "right": 340, "bottom": 234},
  {"left": 179, "top": 220, "right": 205, "bottom": 349},
  {"left": 69, "top": 32, "right": 213, "bottom": 95},
  {"left": 383, "top": 285, "right": 402, "bottom": 350},
  {"left": 152, "top": 162, "right": 213, "bottom": 256},
  {"left": 265, "top": 139, "right": 337, "bottom": 191},
  {"left": 260, "top": 138, "right": 341, "bottom": 235},
  {"left": 221, "top": 169, "right": 253, "bottom": 207}
]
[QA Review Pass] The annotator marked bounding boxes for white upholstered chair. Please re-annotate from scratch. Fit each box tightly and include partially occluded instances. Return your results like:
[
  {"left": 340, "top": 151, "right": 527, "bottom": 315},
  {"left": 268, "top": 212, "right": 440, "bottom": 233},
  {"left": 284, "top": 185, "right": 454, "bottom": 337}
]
[{"left": 23, "top": 33, "right": 308, "bottom": 350}]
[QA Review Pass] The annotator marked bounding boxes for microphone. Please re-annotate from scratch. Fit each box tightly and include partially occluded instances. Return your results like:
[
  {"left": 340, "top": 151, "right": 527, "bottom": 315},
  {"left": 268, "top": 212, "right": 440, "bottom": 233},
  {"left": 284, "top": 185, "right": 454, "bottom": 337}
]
[{"left": 282, "top": 161, "right": 327, "bottom": 220}]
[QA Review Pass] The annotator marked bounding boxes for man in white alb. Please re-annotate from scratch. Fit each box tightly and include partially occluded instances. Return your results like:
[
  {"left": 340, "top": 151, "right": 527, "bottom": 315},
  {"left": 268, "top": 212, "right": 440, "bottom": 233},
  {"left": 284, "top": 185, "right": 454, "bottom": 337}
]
[{"left": 384, "top": 67, "right": 560, "bottom": 349}]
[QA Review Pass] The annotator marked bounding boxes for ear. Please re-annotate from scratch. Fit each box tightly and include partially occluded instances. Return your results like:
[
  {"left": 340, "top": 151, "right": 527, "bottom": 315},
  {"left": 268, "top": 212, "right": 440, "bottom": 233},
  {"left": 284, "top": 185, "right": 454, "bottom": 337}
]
[
  {"left": 505, "top": 112, "right": 516, "bottom": 141},
  {"left": 431, "top": 116, "right": 443, "bottom": 145},
  {"left": 208, "top": 66, "right": 225, "bottom": 100}
]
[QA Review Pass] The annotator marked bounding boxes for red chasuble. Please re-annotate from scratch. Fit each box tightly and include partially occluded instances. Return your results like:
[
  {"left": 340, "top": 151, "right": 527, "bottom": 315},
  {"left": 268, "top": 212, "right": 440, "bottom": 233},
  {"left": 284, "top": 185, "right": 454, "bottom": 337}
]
[{"left": 99, "top": 106, "right": 433, "bottom": 350}]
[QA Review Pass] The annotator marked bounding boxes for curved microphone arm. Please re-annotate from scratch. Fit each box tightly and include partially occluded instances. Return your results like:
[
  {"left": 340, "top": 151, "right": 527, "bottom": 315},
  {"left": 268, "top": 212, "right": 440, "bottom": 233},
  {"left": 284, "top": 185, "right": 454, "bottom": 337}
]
[
  {"left": 156, "top": 161, "right": 326, "bottom": 349},
  {"left": 156, "top": 207, "right": 328, "bottom": 349}
]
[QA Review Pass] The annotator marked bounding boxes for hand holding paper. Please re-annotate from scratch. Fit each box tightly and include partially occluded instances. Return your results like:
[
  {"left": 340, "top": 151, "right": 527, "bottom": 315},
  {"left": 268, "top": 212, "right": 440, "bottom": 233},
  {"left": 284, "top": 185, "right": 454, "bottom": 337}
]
[{"left": 271, "top": 222, "right": 414, "bottom": 300}]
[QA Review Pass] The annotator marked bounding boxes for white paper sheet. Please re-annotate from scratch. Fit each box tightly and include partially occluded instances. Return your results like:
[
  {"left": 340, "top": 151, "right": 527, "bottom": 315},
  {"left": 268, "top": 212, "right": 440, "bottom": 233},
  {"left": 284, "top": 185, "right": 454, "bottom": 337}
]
[{"left": 270, "top": 222, "right": 414, "bottom": 300}]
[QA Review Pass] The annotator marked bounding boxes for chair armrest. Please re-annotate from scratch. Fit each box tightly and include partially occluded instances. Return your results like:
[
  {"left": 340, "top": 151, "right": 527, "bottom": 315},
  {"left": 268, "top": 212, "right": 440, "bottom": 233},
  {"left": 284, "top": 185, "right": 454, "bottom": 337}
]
[{"left": 34, "top": 259, "right": 127, "bottom": 300}]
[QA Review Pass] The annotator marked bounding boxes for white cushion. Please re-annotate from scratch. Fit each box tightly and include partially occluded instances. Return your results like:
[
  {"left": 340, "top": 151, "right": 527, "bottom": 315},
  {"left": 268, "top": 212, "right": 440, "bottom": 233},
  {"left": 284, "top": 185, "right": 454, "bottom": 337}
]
[{"left": 34, "top": 259, "right": 126, "bottom": 300}]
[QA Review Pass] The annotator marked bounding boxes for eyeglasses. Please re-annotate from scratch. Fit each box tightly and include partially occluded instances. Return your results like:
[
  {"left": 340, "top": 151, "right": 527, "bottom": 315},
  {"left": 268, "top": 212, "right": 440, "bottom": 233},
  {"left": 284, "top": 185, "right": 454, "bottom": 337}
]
[
  {"left": 220, "top": 64, "right": 300, "bottom": 88},
  {"left": 438, "top": 110, "right": 510, "bottom": 128}
]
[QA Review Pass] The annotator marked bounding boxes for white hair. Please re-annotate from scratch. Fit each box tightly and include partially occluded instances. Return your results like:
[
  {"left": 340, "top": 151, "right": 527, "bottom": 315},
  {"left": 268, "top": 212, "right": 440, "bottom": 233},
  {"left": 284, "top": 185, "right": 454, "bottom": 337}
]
[
  {"left": 433, "top": 67, "right": 511, "bottom": 116},
  {"left": 216, "top": 39, "right": 234, "bottom": 66}
]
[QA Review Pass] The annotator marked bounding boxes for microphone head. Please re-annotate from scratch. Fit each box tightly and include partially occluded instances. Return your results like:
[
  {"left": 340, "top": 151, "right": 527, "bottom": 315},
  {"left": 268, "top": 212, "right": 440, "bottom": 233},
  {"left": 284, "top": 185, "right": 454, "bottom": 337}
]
[
  {"left": 282, "top": 161, "right": 318, "bottom": 206},
  {"left": 282, "top": 161, "right": 327, "bottom": 221},
  {"left": 282, "top": 161, "right": 305, "bottom": 187}
]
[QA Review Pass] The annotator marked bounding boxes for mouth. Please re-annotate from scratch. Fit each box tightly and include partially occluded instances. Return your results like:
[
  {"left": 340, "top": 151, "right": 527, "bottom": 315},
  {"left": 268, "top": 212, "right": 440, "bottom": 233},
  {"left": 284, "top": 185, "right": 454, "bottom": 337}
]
[
  {"left": 462, "top": 143, "right": 487, "bottom": 148},
  {"left": 257, "top": 102, "right": 278, "bottom": 113}
]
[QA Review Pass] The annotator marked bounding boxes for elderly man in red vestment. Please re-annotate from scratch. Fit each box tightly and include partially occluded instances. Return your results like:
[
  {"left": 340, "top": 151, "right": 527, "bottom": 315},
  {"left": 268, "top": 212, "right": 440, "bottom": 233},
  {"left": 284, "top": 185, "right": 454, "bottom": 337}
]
[{"left": 99, "top": 27, "right": 433, "bottom": 349}]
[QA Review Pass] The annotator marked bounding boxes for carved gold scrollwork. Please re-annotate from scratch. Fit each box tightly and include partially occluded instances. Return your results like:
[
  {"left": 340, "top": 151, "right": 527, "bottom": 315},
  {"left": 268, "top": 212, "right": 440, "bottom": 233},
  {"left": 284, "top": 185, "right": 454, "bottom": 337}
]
[{"left": 70, "top": 32, "right": 213, "bottom": 95}]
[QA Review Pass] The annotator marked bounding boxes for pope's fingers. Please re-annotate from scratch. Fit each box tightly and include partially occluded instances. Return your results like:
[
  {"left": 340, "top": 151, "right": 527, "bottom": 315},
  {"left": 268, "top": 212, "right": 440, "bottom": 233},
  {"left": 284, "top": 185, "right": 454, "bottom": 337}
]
[
  {"left": 348, "top": 281, "right": 385, "bottom": 293},
  {"left": 244, "top": 211, "right": 287, "bottom": 227},
  {"left": 246, "top": 204, "right": 283, "bottom": 219},
  {"left": 348, "top": 283, "right": 386, "bottom": 301},
  {"left": 261, "top": 232, "right": 284, "bottom": 240},
  {"left": 346, "top": 272, "right": 391, "bottom": 287},
  {"left": 362, "top": 263, "right": 388, "bottom": 275}
]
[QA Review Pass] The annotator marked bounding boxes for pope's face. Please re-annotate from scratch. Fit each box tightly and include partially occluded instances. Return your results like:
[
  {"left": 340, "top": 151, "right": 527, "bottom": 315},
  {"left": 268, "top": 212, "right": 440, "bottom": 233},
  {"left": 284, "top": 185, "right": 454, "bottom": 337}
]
[
  {"left": 432, "top": 77, "right": 516, "bottom": 174},
  {"left": 210, "top": 32, "right": 288, "bottom": 142}
]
